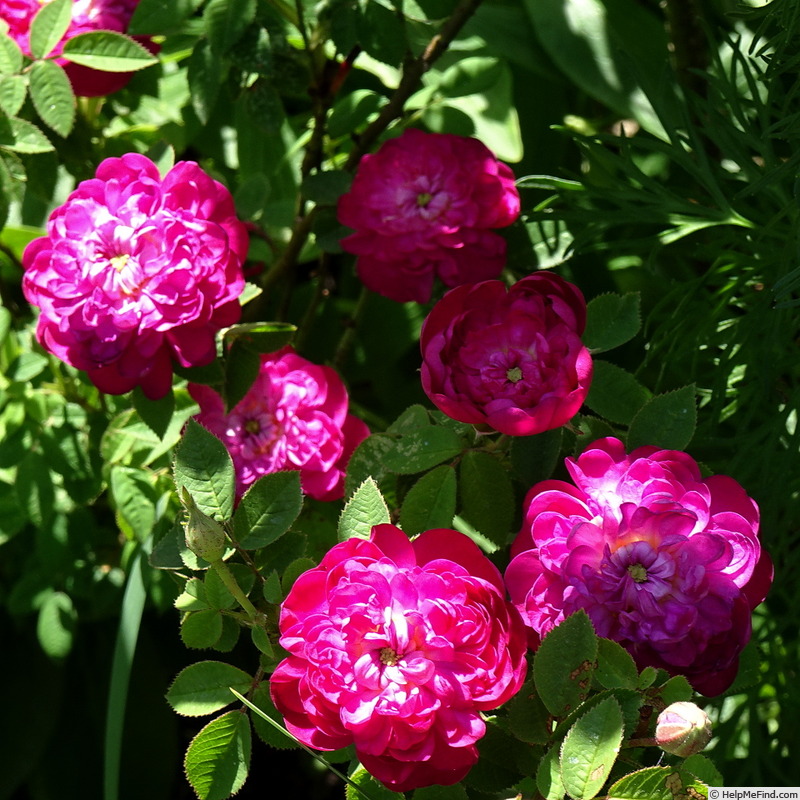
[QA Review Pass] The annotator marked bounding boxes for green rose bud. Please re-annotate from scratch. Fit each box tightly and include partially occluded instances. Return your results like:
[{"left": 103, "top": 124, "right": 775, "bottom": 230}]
[
  {"left": 655, "top": 701, "right": 712, "bottom": 757},
  {"left": 181, "top": 487, "right": 227, "bottom": 563}
]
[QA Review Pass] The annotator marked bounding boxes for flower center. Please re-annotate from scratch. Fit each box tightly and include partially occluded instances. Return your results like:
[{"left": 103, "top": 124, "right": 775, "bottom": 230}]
[
  {"left": 244, "top": 419, "right": 261, "bottom": 435},
  {"left": 627, "top": 563, "right": 648, "bottom": 583},
  {"left": 379, "top": 646, "right": 400, "bottom": 666},
  {"left": 110, "top": 253, "right": 130, "bottom": 272},
  {"left": 506, "top": 366, "right": 523, "bottom": 383},
  {"left": 416, "top": 192, "right": 432, "bottom": 208}
]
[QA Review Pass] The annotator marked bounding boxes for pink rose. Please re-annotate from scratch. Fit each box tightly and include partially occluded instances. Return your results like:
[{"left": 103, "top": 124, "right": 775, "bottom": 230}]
[
  {"left": 22, "top": 153, "right": 247, "bottom": 398},
  {"left": 270, "top": 524, "right": 528, "bottom": 792},
  {"left": 420, "top": 272, "right": 592, "bottom": 436},
  {"left": 505, "top": 437, "right": 773, "bottom": 696},
  {"left": 337, "top": 128, "right": 520, "bottom": 303},
  {"left": 0, "top": 0, "right": 156, "bottom": 96},
  {"left": 189, "top": 347, "right": 369, "bottom": 501}
]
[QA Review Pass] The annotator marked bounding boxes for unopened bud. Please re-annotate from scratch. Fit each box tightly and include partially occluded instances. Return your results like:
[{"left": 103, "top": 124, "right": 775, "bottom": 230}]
[
  {"left": 655, "top": 701, "right": 712, "bottom": 757},
  {"left": 181, "top": 487, "right": 226, "bottom": 562}
]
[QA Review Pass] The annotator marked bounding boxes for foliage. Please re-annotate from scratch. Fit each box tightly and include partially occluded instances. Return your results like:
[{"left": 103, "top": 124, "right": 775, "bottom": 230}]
[{"left": 0, "top": 0, "right": 798, "bottom": 798}]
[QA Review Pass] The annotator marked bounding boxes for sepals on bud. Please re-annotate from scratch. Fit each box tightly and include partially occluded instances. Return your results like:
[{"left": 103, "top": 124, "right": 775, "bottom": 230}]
[
  {"left": 655, "top": 701, "right": 712, "bottom": 757},
  {"left": 181, "top": 487, "right": 227, "bottom": 563}
]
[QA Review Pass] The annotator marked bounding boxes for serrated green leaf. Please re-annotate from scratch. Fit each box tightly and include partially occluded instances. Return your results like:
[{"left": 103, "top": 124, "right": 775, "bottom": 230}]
[
  {"left": 184, "top": 710, "right": 251, "bottom": 800},
  {"left": 249, "top": 684, "right": 300, "bottom": 750},
  {"left": 658, "top": 674, "right": 693, "bottom": 706},
  {"left": 534, "top": 610, "right": 597, "bottom": 717},
  {"left": 595, "top": 638, "right": 639, "bottom": 690},
  {"left": 223, "top": 340, "right": 261, "bottom": 412},
  {"left": 458, "top": 451, "right": 515, "bottom": 546},
  {"left": 167, "top": 661, "right": 253, "bottom": 717},
  {"left": 560, "top": 697, "right": 624, "bottom": 800},
  {"left": 399, "top": 465, "right": 456, "bottom": 536},
  {"left": 510, "top": 427, "right": 563, "bottom": 485},
  {"left": 232, "top": 471, "right": 303, "bottom": 549},
  {"left": 412, "top": 785, "right": 469, "bottom": 800},
  {"left": 223, "top": 321, "right": 296, "bottom": 354},
  {"left": 387, "top": 404, "right": 431, "bottom": 434},
  {"left": 338, "top": 476, "right": 390, "bottom": 541},
  {"left": 606, "top": 766, "right": 707, "bottom": 800},
  {"left": 29, "top": 0, "right": 72, "bottom": 59},
  {"left": 381, "top": 426, "right": 462, "bottom": 475},
  {"left": 346, "top": 765, "right": 404, "bottom": 800},
  {"left": 174, "top": 577, "right": 209, "bottom": 611},
  {"left": 0, "top": 75, "right": 27, "bottom": 116},
  {"left": 36, "top": 590, "right": 76, "bottom": 660},
  {"left": 627, "top": 385, "right": 697, "bottom": 451},
  {"left": 0, "top": 306, "right": 11, "bottom": 347},
  {"left": 16, "top": 451, "right": 54, "bottom": 527},
  {"left": 262, "top": 569, "right": 282, "bottom": 604},
  {"left": 507, "top": 678, "right": 552, "bottom": 745},
  {"left": 128, "top": 0, "right": 195, "bottom": 35},
  {"left": 585, "top": 360, "right": 651, "bottom": 426},
  {"left": 250, "top": 625, "right": 273, "bottom": 657},
  {"left": 281, "top": 557, "right": 316, "bottom": 596},
  {"left": 537, "top": 744, "right": 566, "bottom": 800},
  {"left": 61, "top": 31, "right": 159, "bottom": 72},
  {"left": 0, "top": 34, "right": 23, "bottom": 74},
  {"left": 584, "top": 293, "right": 642, "bottom": 353},
  {"left": 133, "top": 384, "right": 176, "bottom": 439},
  {"left": 109, "top": 465, "right": 156, "bottom": 543},
  {"left": 174, "top": 419, "right": 236, "bottom": 522},
  {"left": 181, "top": 609, "right": 224, "bottom": 649},
  {"left": 204, "top": 564, "right": 254, "bottom": 611},
  {"left": 204, "top": 0, "right": 257, "bottom": 54},
  {"left": 638, "top": 666, "right": 658, "bottom": 689},
  {"left": 188, "top": 39, "right": 223, "bottom": 125},
  {"left": 682, "top": 754, "right": 722, "bottom": 786},
  {"left": 0, "top": 116, "right": 53, "bottom": 153},
  {"left": 328, "top": 89, "right": 386, "bottom": 139},
  {"left": 344, "top": 433, "right": 396, "bottom": 497}
]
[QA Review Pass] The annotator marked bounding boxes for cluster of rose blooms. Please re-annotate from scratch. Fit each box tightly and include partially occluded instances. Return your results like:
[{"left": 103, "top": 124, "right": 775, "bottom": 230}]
[{"left": 15, "top": 14, "right": 773, "bottom": 787}]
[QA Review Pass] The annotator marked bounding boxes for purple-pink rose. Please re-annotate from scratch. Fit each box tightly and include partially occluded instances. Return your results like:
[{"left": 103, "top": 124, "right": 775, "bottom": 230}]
[
  {"left": 189, "top": 347, "right": 369, "bottom": 502},
  {"left": 270, "top": 524, "right": 528, "bottom": 792},
  {"left": 0, "top": 0, "right": 157, "bottom": 96},
  {"left": 420, "top": 272, "right": 592, "bottom": 436},
  {"left": 505, "top": 437, "right": 773, "bottom": 696},
  {"left": 22, "top": 153, "right": 247, "bottom": 399},
  {"left": 337, "top": 128, "right": 520, "bottom": 303}
]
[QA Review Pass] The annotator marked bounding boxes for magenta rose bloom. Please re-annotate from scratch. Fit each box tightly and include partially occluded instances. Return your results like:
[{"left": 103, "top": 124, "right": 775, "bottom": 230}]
[
  {"left": 1, "top": 0, "right": 156, "bottom": 96},
  {"left": 505, "top": 437, "right": 773, "bottom": 696},
  {"left": 420, "top": 272, "right": 592, "bottom": 436},
  {"left": 22, "top": 153, "right": 247, "bottom": 399},
  {"left": 189, "top": 347, "right": 369, "bottom": 501},
  {"left": 270, "top": 524, "right": 528, "bottom": 792},
  {"left": 337, "top": 128, "right": 520, "bottom": 303}
]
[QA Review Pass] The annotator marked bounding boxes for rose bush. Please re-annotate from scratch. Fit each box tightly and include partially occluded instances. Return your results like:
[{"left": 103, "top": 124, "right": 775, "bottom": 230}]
[
  {"left": 337, "top": 128, "right": 520, "bottom": 302},
  {"left": 190, "top": 347, "right": 369, "bottom": 501},
  {"left": 505, "top": 437, "right": 773, "bottom": 695},
  {"left": 22, "top": 153, "right": 248, "bottom": 399},
  {"left": 1, "top": 0, "right": 154, "bottom": 96},
  {"left": 420, "top": 272, "right": 592, "bottom": 436},
  {"left": 270, "top": 523, "right": 528, "bottom": 792}
]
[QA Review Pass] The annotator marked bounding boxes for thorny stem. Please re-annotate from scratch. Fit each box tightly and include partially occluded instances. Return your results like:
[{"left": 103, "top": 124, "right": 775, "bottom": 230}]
[
  {"left": 210, "top": 557, "right": 260, "bottom": 622},
  {"left": 250, "top": 0, "right": 486, "bottom": 320}
]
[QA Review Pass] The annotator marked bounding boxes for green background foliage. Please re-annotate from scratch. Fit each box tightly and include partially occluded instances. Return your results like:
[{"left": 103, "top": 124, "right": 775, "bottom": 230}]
[{"left": 0, "top": 0, "right": 798, "bottom": 797}]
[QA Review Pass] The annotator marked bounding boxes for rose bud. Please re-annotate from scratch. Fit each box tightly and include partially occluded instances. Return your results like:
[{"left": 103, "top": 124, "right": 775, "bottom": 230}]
[{"left": 655, "top": 701, "right": 713, "bottom": 757}]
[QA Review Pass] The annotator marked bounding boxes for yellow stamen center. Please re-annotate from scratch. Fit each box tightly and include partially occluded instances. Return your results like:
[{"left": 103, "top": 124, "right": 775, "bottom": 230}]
[
  {"left": 110, "top": 253, "right": 130, "bottom": 272},
  {"left": 507, "top": 366, "right": 523, "bottom": 383},
  {"left": 416, "top": 192, "right": 432, "bottom": 208},
  {"left": 379, "top": 647, "right": 400, "bottom": 666}
]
